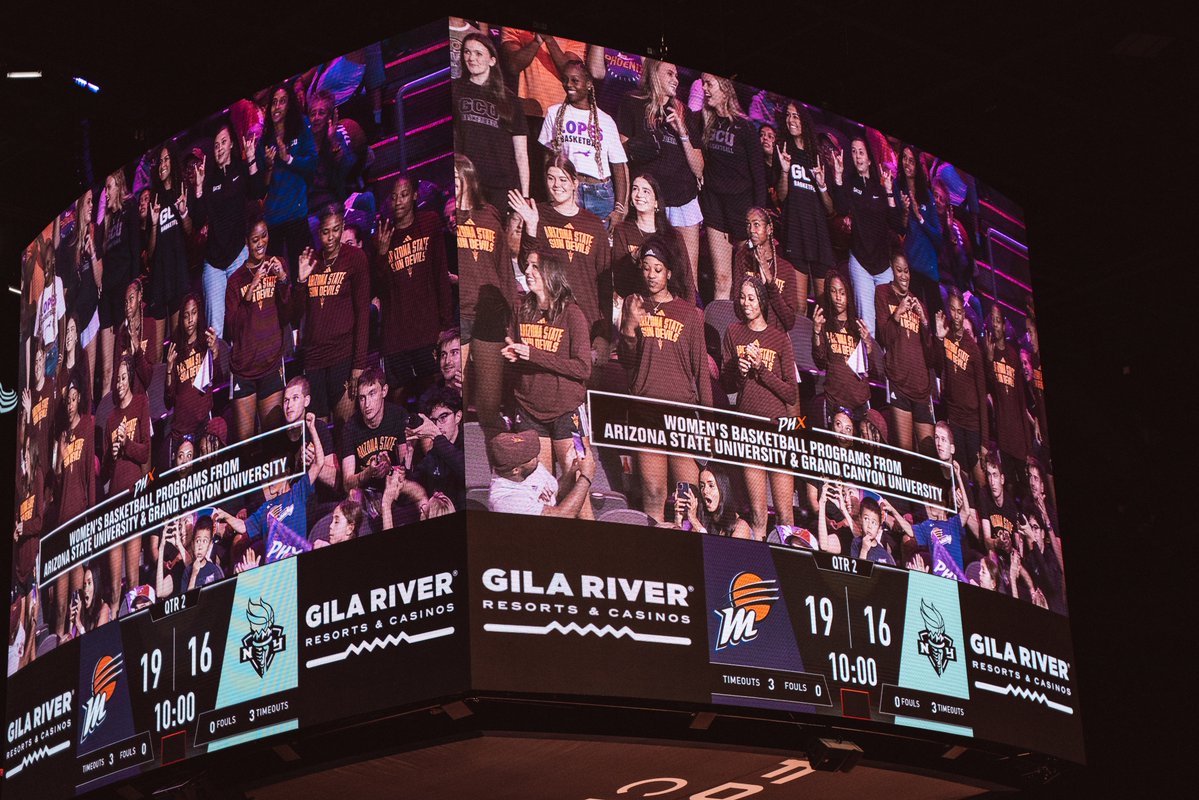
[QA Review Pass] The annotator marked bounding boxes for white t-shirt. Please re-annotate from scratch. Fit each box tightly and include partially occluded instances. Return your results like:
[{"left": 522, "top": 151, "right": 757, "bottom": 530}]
[
  {"left": 538, "top": 103, "right": 627, "bottom": 181},
  {"left": 35, "top": 277, "right": 65, "bottom": 345},
  {"left": 489, "top": 463, "right": 559, "bottom": 515}
]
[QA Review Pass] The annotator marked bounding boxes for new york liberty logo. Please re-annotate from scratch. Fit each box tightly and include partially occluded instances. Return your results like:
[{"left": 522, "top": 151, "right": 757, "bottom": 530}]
[
  {"left": 240, "top": 598, "right": 286, "bottom": 677},
  {"left": 916, "top": 599, "right": 957, "bottom": 676},
  {"left": 713, "top": 572, "right": 779, "bottom": 650}
]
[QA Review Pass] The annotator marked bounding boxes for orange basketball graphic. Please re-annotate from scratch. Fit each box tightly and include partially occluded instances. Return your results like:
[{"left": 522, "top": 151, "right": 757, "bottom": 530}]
[{"left": 729, "top": 572, "right": 776, "bottom": 622}]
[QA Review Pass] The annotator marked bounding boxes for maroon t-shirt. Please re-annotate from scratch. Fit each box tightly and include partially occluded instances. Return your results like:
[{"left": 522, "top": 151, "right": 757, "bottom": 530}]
[
  {"left": 530, "top": 205, "right": 610, "bottom": 336},
  {"left": 989, "top": 342, "right": 1030, "bottom": 461},
  {"left": 166, "top": 345, "right": 214, "bottom": 438},
  {"left": 813, "top": 320, "right": 876, "bottom": 410},
  {"left": 513, "top": 302, "right": 592, "bottom": 424},
  {"left": 875, "top": 283, "right": 933, "bottom": 401},
  {"left": 617, "top": 297, "right": 712, "bottom": 406},
  {"left": 15, "top": 473, "right": 44, "bottom": 586},
  {"left": 57, "top": 413, "right": 96, "bottom": 525},
  {"left": 103, "top": 392, "right": 151, "bottom": 496},
  {"left": 720, "top": 322, "right": 798, "bottom": 419},
  {"left": 376, "top": 210, "right": 453, "bottom": 353},
  {"left": 733, "top": 243, "right": 801, "bottom": 332},
  {"left": 226, "top": 265, "right": 291, "bottom": 379},
  {"left": 457, "top": 204, "right": 515, "bottom": 338},
  {"left": 932, "top": 330, "right": 988, "bottom": 437},
  {"left": 293, "top": 244, "right": 371, "bottom": 370}
]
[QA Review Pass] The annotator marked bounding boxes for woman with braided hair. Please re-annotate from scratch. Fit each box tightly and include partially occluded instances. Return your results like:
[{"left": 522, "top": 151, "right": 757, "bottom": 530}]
[
  {"left": 539, "top": 59, "right": 628, "bottom": 228},
  {"left": 732, "top": 207, "right": 801, "bottom": 332}
]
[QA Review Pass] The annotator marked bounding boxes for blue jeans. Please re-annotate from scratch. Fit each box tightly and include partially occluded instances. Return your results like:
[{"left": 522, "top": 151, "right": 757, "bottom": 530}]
[
  {"left": 577, "top": 181, "right": 615, "bottom": 224},
  {"left": 848, "top": 252, "right": 892, "bottom": 339},
  {"left": 203, "top": 245, "right": 249, "bottom": 340}
]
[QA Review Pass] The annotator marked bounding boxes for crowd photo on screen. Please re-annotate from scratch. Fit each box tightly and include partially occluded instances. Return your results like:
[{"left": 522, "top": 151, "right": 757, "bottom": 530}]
[
  {"left": 9, "top": 23, "right": 462, "bottom": 673},
  {"left": 452, "top": 22, "right": 1064, "bottom": 616}
]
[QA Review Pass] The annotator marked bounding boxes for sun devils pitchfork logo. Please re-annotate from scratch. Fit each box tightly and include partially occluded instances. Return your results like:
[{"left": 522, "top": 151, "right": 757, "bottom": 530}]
[
  {"left": 240, "top": 598, "right": 286, "bottom": 677},
  {"left": 916, "top": 598, "right": 957, "bottom": 676},
  {"left": 714, "top": 572, "right": 780, "bottom": 650}
]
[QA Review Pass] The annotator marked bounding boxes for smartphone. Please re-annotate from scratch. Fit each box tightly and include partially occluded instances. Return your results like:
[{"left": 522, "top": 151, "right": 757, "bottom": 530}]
[
  {"left": 571, "top": 431, "right": 585, "bottom": 459},
  {"left": 676, "top": 481, "right": 691, "bottom": 500}
]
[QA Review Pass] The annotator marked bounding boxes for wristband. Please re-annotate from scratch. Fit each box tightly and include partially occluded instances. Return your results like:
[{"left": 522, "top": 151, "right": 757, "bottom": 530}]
[{"left": 579, "top": 474, "right": 592, "bottom": 486}]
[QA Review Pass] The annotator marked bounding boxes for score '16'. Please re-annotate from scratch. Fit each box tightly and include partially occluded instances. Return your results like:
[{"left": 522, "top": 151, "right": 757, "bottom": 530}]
[
  {"left": 804, "top": 596, "right": 891, "bottom": 646},
  {"left": 140, "top": 632, "right": 214, "bottom": 691}
]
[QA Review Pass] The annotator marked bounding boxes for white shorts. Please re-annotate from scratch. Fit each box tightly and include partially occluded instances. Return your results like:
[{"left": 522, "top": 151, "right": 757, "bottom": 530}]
[{"left": 665, "top": 196, "right": 703, "bottom": 228}]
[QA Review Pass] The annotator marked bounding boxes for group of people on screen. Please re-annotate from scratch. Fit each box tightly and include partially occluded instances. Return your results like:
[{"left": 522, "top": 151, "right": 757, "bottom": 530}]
[
  {"left": 451, "top": 22, "right": 1062, "bottom": 614},
  {"left": 11, "top": 31, "right": 464, "bottom": 671}
]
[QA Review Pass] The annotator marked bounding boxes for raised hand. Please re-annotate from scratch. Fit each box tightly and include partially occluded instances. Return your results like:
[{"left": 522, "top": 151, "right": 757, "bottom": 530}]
[
  {"left": 166, "top": 340, "right": 177, "bottom": 372},
  {"left": 235, "top": 548, "right": 261, "bottom": 574},
  {"left": 811, "top": 157, "right": 826, "bottom": 188},
  {"left": 776, "top": 144, "right": 792, "bottom": 172},
  {"left": 856, "top": 318, "right": 870, "bottom": 341},
  {"left": 812, "top": 304, "right": 826, "bottom": 336},
  {"left": 242, "top": 133, "right": 258, "bottom": 163},
  {"left": 150, "top": 194, "right": 162, "bottom": 226},
  {"left": 297, "top": 247, "right": 316, "bottom": 281},
  {"left": 880, "top": 164, "right": 894, "bottom": 193},
  {"left": 831, "top": 148, "right": 844, "bottom": 181},
  {"left": 373, "top": 216, "right": 393, "bottom": 256},
  {"left": 204, "top": 327, "right": 217, "bottom": 352},
  {"left": 934, "top": 309, "right": 948, "bottom": 339},
  {"left": 175, "top": 187, "right": 188, "bottom": 218},
  {"left": 192, "top": 155, "right": 206, "bottom": 192},
  {"left": 507, "top": 190, "right": 539, "bottom": 230}
]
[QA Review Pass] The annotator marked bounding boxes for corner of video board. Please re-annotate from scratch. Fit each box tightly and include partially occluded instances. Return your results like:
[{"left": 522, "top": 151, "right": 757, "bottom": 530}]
[
  {"left": 458, "top": 21, "right": 1081, "bottom": 765},
  {"left": 5, "top": 15, "right": 1081, "bottom": 798}
]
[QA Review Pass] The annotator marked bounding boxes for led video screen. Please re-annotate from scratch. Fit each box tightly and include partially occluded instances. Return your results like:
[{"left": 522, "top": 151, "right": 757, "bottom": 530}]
[
  {"left": 456, "top": 24, "right": 1080, "bottom": 762},
  {"left": 6, "top": 20, "right": 470, "bottom": 797}
]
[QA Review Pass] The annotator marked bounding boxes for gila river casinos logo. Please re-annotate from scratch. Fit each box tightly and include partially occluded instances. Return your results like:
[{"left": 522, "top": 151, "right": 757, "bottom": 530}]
[{"left": 916, "top": 599, "right": 957, "bottom": 676}]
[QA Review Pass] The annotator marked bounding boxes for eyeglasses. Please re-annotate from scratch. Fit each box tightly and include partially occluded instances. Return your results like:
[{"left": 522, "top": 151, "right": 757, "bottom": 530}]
[{"left": 431, "top": 411, "right": 456, "bottom": 425}]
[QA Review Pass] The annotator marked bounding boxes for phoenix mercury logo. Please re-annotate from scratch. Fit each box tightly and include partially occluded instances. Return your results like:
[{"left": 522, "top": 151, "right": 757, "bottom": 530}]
[
  {"left": 240, "top": 598, "right": 286, "bottom": 677},
  {"left": 916, "top": 599, "right": 957, "bottom": 676},
  {"left": 714, "top": 572, "right": 780, "bottom": 650},
  {"left": 80, "top": 654, "right": 123, "bottom": 742}
]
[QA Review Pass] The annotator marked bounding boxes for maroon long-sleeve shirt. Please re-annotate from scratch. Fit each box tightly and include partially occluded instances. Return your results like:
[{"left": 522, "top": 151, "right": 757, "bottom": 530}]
[
  {"left": 529, "top": 205, "right": 610, "bottom": 337},
  {"left": 165, "top": 345, "right": 214, "bottom": 439},
  {"left": 512, "top": 302, "right": 592, "bottom": 423},
  {"left": 226, "top": 265, "right": 291, "bottom": 379},
  {"left": 457, "top": 205, "right": 515, "bottom": 338},
  {"left": 102, "top": 392, "right": 151, "bottom": 496},
  {"left": 721, "top": 322, "right": 798, "bottom": 419},
  {"left": 375, "top": 210, "right": 453, "bottom": 354},
  {"left": 293, "top": 244, "right": 371, "bottom": 370},
  {"left": 617, "top": 298, "right": 713, "bottom": 406},
  {"left": 988, "top": 341, "right": 1031, "bottom": 461},
  {"left": 733, "top": 243, "right": 801, "bottom": 332},
  {"left": 932, "top": 330, "right": 988, "bottom": 438},
  {"left": 57, "top": 414, "right": 96, "bottom": 525},
  {"left": 875, "top": 284, "right": 933, "bottom": 401},
  {"left": 813, "top": 320, "right": 877, "bottom": 410},
  {"left": 112, "top": 307, "right": 153, "bottom": 398}
]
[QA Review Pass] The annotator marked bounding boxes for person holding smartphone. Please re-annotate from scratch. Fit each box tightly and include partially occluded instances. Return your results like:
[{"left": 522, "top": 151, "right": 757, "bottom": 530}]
[
  {"left": 673, "top": 467, "right": 752, "bottom": 538},
  {"left": 876, "top": 251, "right": 935, "bottom": 452}
]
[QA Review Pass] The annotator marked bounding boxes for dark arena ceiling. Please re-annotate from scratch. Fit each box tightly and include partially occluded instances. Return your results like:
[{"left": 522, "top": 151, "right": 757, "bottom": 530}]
[{"left": 0, "top": 2, "right": 1192, "bottom": 797}]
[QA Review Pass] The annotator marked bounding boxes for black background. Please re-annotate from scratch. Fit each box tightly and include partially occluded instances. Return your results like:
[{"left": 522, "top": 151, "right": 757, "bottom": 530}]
[{"left": 1, "top": 3, "right": 1191, "bottom": 797}]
